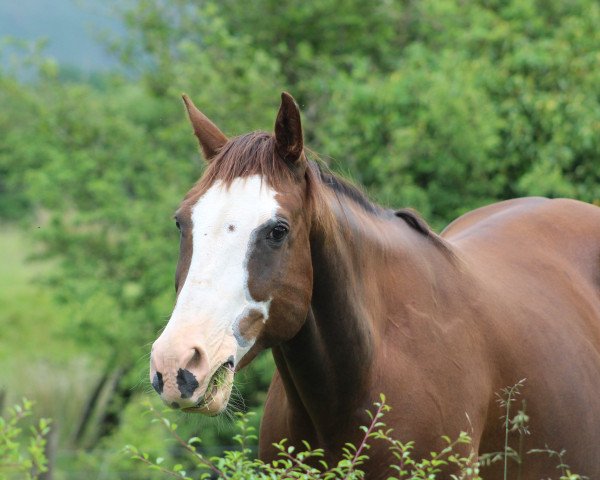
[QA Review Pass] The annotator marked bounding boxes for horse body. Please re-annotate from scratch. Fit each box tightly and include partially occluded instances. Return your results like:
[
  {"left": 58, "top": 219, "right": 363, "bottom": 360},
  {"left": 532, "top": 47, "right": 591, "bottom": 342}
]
[
  {"left": 150, "top": 93, "right": 600, "bottom": 478},
  {"left": 448, "top": 198, "right": 600, "bottom": 478},
  {"left": 261, "top": 196, "right": 600, "bottom": 478}
]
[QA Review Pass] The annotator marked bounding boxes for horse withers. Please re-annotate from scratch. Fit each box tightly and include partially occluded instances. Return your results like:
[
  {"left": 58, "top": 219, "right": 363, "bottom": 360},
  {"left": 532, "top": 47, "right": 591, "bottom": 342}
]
[{"left": 149, "top": 92, "right": 600, "bottom": 478}]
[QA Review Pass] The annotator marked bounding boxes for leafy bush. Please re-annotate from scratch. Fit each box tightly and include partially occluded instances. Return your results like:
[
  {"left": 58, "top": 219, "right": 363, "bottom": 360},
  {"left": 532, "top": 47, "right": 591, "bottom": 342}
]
[
  {"left": 126, "top": 386, "right": 587, "bottom": 480},
  {"left": 0, "top": 399, "right": 51, "bottom": 480},
  {"left": 126, "top": 395, "right": 478, "bottom": 479},
  {"left": 1, "top": 0, "right": 599, "bottom": 476}
]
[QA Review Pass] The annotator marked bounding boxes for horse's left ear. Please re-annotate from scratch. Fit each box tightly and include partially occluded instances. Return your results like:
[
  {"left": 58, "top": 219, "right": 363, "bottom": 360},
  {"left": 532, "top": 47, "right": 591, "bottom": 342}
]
[{"left": 274, "top": 92, "right": 305, "bottom": 174}]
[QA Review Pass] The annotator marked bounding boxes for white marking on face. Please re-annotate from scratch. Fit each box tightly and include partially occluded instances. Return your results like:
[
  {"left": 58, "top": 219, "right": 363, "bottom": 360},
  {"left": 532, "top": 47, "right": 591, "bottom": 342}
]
[{"left": 162, "top": 175, "right": 279, "bottom": 364}]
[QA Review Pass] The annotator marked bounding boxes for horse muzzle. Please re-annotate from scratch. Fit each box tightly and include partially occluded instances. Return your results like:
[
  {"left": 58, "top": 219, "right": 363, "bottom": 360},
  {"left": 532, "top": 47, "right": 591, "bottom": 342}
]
[{"left": 150, "top": 336, "right": 235, "bottom": 415}]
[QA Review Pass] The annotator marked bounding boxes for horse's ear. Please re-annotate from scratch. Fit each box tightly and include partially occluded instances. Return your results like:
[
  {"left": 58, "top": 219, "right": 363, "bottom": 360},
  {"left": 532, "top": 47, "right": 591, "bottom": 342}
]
[
  {"left": 182, "top": 94, "right": 228, "bottom": 162},
  {"left": 274, "top": 92, "right": 305, "bottom": 173}
]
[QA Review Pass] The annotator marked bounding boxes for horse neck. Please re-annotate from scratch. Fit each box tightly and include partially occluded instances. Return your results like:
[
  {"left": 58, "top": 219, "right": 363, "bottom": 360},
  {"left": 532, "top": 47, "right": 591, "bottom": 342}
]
[{"left": 273, "top": 190, "right": 459, "bottom": 441}]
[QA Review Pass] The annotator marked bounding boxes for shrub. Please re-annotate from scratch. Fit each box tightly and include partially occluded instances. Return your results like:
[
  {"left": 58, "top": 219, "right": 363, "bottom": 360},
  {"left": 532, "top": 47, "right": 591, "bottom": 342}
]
[
  {"left": 0, "top": 399, "right": 51, "bottom": 480},
  {"left": 126, "top": 387, "right": 587, "bottom": 480},
  {"left": 125, "top": 395, "right": 478, "bottom": 479}
]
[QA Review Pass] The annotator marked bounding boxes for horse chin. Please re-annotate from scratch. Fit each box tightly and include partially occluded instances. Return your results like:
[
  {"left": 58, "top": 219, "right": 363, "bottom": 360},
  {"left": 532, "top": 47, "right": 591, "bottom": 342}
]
[{"left": 182, "top": 367, "right": 234, "bottom": 416}]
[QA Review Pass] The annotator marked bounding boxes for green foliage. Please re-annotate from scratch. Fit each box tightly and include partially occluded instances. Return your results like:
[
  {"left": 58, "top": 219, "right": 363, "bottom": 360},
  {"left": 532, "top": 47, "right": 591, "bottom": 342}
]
[
  {"left": 315, "top": 0, "right": 600, "bottom": 225},
  {"left": 527, "top": 448, "right": 586, "bottom": 480},
  {"left": 479, "top": 379, "right": 586, "bottom": 480},
  {"left": 127, "top": 390, "right": 587, "bottom": 480},
  {"left": 1, "top": 0, "right": 600, "bottom": 476},
  {"left": 0, "top": 227, "right": 103, "bottom": 452},
  {"left": 126, "top": 395, "right": 480, "bottom": 479},
  {"left": 2, "top": 0, "right": 599, "bottom": 360},
  {"left": 0, "top": 399, "right": 51, "bottom": 480}
]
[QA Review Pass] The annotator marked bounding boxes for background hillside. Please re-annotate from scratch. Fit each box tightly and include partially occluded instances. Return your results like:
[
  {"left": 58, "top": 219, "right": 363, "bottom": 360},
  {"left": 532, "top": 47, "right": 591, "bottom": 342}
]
[{"left": 0, "top": 0, "right": 120, "bottom": 71}]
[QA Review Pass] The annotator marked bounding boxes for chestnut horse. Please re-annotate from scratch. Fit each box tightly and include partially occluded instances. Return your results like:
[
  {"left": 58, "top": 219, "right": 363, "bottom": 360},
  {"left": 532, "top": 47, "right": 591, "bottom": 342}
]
[{"left": 150, "top": 93, "right": 600, "bottom": 478}]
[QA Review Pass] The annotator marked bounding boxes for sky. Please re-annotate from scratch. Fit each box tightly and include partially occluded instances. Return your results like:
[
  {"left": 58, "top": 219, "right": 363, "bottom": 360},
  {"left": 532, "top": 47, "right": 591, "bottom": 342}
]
[{"left": 0, "top": 0, "right": 122, "bottom": 71}]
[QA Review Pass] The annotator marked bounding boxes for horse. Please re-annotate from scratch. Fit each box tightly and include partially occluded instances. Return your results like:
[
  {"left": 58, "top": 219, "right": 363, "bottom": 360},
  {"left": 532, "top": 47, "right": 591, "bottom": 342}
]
[{"left": 149, "top": 92, "right": 600, "bottom": 479}]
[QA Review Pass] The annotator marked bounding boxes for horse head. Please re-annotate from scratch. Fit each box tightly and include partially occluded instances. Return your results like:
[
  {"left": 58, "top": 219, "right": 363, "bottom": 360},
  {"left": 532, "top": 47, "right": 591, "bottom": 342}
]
[{"left": 150, "top": 93, "right": 316, "bottom": 414}]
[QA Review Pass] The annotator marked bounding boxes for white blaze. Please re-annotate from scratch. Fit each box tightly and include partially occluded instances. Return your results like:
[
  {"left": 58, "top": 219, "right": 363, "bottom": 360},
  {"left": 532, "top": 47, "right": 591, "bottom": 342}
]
[{"left": 164, "top": 175, "right": 279, "bottom": 362}]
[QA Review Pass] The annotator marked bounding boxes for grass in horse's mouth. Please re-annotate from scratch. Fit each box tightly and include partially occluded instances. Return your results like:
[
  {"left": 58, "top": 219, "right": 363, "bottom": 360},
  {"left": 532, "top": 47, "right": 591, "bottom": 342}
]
[{"left": 193, "top": 361, "right": 233, "bottom": 408}]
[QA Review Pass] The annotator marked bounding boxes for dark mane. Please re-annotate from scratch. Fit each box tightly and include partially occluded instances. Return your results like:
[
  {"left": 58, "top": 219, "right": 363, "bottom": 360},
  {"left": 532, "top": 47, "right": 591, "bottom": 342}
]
[
  {"left": 315, "top": 165, "right": 453, "bottom": 257},
  {"left": 393, "top": 208, "right": 453, "bottom": 256},
  {"left": 191, "top": 131, "right": 453, "bottom": 257},
  {"left": 317, "top": 168, "right": 383, "bottom": 216}
]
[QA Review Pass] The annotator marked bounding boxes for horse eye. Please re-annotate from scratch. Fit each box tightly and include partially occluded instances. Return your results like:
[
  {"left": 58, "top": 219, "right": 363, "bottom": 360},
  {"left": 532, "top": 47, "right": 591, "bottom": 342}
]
[
  {"left": 175, "top": 221, "right": 181, "bottom": 231},
  {"left": 269, "top": 225, "right": 288, "bottom": 242}
]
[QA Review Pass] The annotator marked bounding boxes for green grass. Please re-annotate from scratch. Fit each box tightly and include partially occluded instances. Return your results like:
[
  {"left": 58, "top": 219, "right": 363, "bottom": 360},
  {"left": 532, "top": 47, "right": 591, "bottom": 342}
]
[
  {"left": 0, "top": 226, "right": 67, "bottom": 358},
  {"left": 0, "top": 226, "right": 101, "bottom": 441},
  {"left": 0, "top": 226, "right": 174, "bottom": 479}
]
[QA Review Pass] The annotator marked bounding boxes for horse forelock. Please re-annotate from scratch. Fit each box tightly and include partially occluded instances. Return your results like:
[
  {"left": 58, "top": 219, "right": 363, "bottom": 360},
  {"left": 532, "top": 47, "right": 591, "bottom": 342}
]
[
  {"left": 181, "top": 132, "right": 329, "bottom": 232},
  {"left": 186, "top": 132, "right": 297, "bottom": 200}
]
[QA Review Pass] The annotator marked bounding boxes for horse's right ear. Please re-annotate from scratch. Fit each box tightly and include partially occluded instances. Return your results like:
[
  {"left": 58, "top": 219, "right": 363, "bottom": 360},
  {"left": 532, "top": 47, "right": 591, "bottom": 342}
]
[{"left": 182, "top": 94, "right": 228, "bottom": 162}]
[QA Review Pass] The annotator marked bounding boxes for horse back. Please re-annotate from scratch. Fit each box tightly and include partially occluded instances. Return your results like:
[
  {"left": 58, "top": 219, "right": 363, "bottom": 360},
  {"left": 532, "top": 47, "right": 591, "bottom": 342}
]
[{"left": 443, "top": 197, "right": 600, "bottom": 279}]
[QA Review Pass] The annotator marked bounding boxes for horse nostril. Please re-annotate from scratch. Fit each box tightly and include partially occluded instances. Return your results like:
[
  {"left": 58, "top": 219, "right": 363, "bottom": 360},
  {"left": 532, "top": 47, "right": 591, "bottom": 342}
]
[
  {"left": 187, "top": 348, "right": 203, "bottom": 372},
  {"left": 152, "top": 372, "right": 164, "bottom": 394},
  {"left": 174, "top": 347, "right": 206, "bottom": 400},
  {"left": 226, "top": 355, "right": 234, "bottom": 369},
  {"left": 176, "top": 368, "right": 200, "bottom": 399}
]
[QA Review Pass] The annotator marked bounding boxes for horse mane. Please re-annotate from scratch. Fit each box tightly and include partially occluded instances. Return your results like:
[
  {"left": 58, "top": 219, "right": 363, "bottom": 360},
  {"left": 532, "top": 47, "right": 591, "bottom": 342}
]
[
  {"left": 316, "top": 168, "right": 383, "bottom": 216},
  {"left": 315, "top": 165, "right": 454, "bottom": 257},
  {"left": 190, "top": 131, "right": 453, "bottom": 257},
  {"left": 393, "top": 208, "right": 454, "bottom": 257}
]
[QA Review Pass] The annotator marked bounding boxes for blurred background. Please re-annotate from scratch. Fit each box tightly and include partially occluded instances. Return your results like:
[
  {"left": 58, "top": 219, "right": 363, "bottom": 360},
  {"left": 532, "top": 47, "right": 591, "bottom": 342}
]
[{"left": 0, "top": 0, "right": 599, "bottom": 478}]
